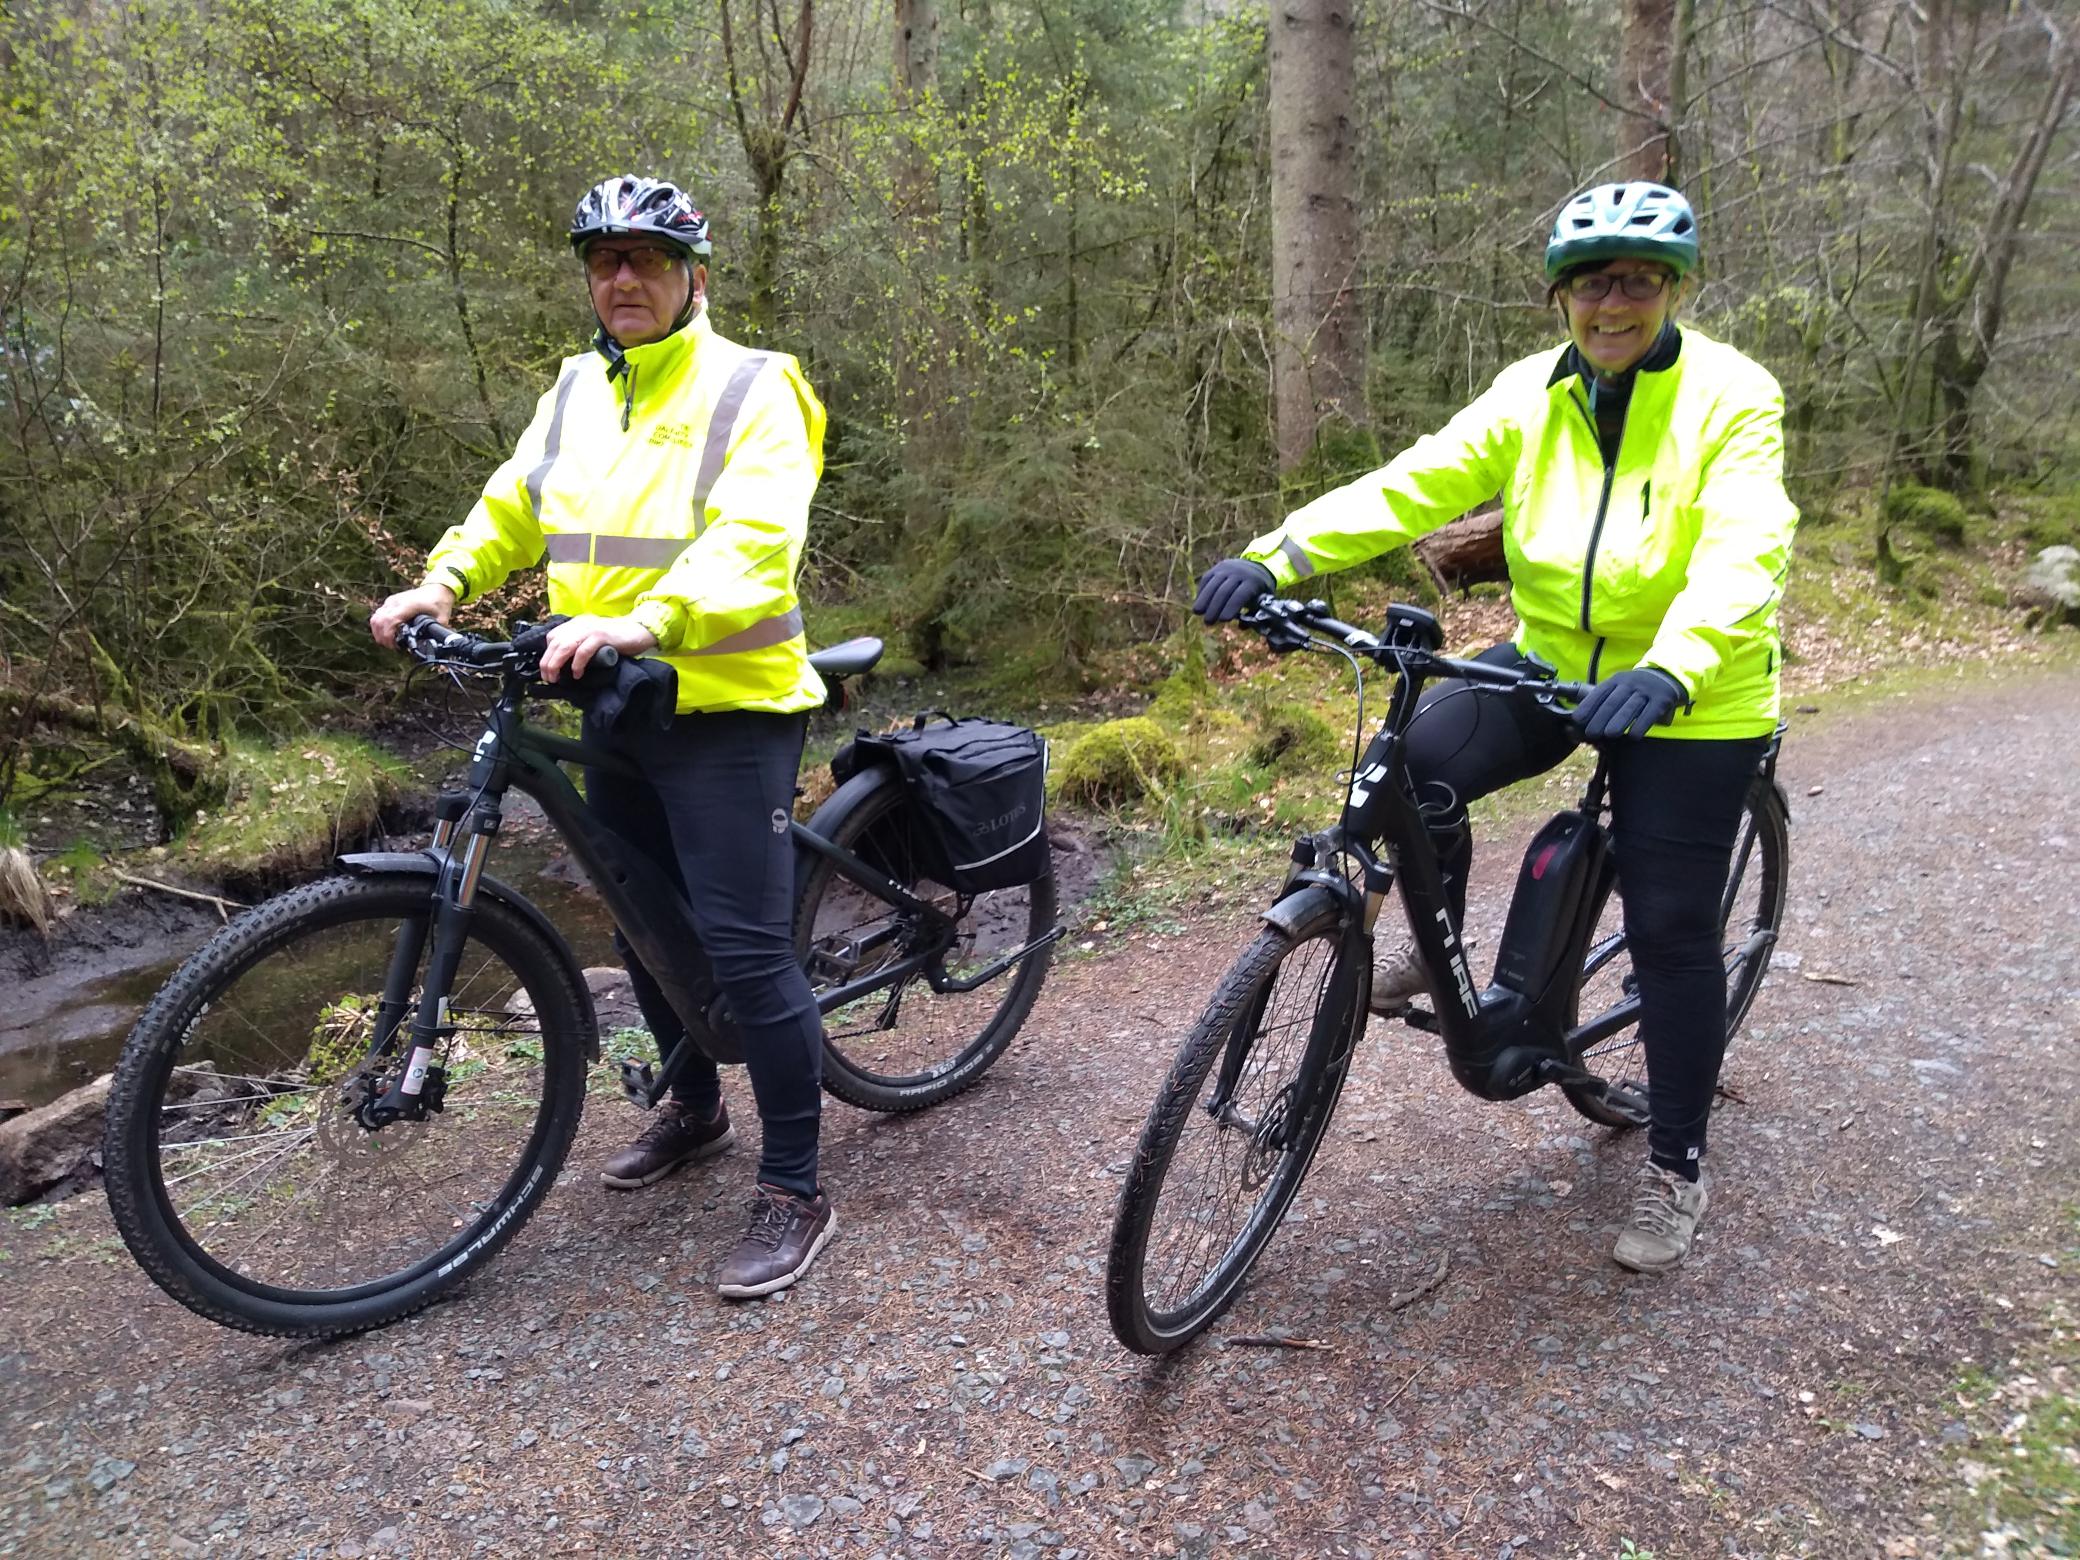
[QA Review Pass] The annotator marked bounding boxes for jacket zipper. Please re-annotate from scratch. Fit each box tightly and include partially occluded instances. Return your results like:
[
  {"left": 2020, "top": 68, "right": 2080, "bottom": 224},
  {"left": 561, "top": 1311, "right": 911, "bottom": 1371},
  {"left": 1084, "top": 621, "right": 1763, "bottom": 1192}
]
[
  {"left": 620, "top": 362, "right": 638, "bottom": 432},
  {"left": 1571, "top": 387, "right": 1625, "bottom": 637}
]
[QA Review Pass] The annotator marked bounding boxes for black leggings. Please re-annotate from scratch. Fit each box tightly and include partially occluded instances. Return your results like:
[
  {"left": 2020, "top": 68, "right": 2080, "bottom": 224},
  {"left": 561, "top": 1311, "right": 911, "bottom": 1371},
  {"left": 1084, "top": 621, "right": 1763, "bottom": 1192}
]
[
  {"left": 585, "top": 710, "right": 823, "bottom": 1197},
  {"left": 1403, "top": 644, "right": 1766, "bottom": 1178}
]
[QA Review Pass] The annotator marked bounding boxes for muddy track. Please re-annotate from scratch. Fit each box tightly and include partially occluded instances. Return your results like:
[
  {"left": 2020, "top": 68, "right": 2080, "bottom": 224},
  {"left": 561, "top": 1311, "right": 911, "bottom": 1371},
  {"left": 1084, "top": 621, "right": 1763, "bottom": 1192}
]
[{"left": 3, "top": 667, "right": 2076, "bottom": 1558}]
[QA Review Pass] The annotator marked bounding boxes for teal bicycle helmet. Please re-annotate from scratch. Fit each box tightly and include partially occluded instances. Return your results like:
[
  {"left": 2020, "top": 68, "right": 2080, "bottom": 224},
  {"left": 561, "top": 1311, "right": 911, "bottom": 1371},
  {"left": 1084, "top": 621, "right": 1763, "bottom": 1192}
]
[{"left": 1544, "top": 182, "right": 1698, "bottom": 283}]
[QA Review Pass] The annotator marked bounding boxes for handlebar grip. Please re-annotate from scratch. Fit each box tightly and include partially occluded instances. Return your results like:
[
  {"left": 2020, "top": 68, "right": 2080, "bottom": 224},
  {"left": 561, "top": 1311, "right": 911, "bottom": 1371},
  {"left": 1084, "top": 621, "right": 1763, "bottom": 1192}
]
[
  {"left": 401, "top": 614, "right": 460, "bottom": 651},
  {"left": 595, "top": 646, "right": 620, "bottom": 670}
]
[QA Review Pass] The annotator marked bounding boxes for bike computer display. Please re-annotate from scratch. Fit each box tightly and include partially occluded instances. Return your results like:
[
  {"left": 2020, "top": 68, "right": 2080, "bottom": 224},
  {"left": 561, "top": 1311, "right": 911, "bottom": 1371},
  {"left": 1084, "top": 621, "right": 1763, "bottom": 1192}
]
[{"left": 1380, "top": 603, "right": 1445, "bottom": 651}]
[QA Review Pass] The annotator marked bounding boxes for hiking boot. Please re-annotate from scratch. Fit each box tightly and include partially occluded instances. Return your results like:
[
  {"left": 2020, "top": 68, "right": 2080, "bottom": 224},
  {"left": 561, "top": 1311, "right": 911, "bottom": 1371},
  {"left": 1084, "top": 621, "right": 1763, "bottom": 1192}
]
[
  {"left": 1612, "top": 1162, "right": 1709, "bottom": 1273},
  {"left": 717, "top": 1184, "right": 837, "bottom": 1300},
  {"left": 600, "top": 1100, "right": 735, "bottom": 1189},
  {"left": 1368, "top": 939, "right": 1430, "bottom": 1016}
]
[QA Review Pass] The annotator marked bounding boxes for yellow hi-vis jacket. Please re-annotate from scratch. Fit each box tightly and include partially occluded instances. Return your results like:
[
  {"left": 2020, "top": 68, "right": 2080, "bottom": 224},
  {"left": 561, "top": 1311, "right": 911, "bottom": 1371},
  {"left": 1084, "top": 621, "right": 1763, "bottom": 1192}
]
[
  {"left": 425, "top": 310, "right": 827, "bottom": 715},
  {"left": 1242, "top": 327, "right": 1798, "bottom": 739}
]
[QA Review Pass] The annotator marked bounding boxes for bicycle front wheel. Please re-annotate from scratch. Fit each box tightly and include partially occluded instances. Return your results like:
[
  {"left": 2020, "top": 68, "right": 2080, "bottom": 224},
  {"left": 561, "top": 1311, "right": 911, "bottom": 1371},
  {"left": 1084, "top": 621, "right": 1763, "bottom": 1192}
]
[
  {"left": 103, "top": 874, "right": 589, "bottom": 1338},
  {"left": 1563, "top": 777, "right": 1790, "bottom": 1128},
  {"left": 797, "top": 770, "right": 1056, "bottom": 1113},
  {"left": 1106, "top": 896, "right": 1364, "bottom": 1355}
]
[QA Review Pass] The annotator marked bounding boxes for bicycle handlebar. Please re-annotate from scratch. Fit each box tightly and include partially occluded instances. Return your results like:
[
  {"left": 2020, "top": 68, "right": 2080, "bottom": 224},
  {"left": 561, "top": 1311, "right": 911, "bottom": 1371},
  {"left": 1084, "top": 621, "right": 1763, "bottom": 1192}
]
[
  {"left": 1234, "top": 595, "right": 1593, "bottom": 705},
  {"left": 396, "top": 615, "right": 620, "bottom": 684}
]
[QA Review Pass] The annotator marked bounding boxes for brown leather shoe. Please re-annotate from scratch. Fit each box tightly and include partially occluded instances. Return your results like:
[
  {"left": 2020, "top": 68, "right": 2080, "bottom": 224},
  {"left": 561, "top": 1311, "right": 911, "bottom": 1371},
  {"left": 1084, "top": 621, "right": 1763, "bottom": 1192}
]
[
  {"left": 716, "top": 1184, "right": 837, "bottom": 1299},
  {"left": 600, "top": 1101, "right": 735, "bottom": 1189}
]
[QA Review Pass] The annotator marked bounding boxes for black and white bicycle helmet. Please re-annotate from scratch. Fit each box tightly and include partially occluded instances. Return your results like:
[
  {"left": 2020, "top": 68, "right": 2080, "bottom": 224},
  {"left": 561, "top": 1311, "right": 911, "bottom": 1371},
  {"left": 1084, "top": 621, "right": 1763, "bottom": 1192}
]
[{"left": 568, "top": 175, "right": 713, "bottom": 258}]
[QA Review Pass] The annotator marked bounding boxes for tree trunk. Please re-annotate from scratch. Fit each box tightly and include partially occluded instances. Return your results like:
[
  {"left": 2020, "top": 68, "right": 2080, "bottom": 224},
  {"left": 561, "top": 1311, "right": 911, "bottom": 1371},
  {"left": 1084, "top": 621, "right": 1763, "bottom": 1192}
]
[
  {"left": 1616, "top": 0, "right": 1687, "bottom": 182},
  {"left": 893, "top": 0, "right": 939, "bottom": 233},
  {"left": 894, "top": 0, "right": 940, "bottom": 171},
  {"left": 1902, "top": 13, "right": 2074, "bottom": 492},
  {"left": 893, "top": 0, "right": 944, "bottom": 481},
  {"left": 1268, "top": 0, "right": 1362, "bottom": 474},
  {"left": 720, "top": 0, "right": 814, "bottom": 345},
  {"left": 0, "top": 689, "right": 225, "bottom": 830}
]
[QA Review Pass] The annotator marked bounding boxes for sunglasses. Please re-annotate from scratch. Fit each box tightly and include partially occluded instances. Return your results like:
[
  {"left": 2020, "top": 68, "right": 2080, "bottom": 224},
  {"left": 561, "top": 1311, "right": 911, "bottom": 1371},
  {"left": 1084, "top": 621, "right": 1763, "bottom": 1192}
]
[
  {"left": 1565, "top": 271, "right": 1673, "bottom": 302},
  {"left": 583, "top": 246, "right": 682, "bottom": 280}
]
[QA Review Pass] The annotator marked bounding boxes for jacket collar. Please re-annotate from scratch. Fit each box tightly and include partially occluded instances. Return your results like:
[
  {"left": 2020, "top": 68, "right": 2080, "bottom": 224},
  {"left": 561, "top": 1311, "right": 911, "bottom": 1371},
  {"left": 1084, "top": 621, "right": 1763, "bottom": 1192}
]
[
  {"left": 591, "top": 306, "right": 709, "bottom": 386},
  {"left": 1546, "top": 320, "right": 1683, "bottom": 390}
]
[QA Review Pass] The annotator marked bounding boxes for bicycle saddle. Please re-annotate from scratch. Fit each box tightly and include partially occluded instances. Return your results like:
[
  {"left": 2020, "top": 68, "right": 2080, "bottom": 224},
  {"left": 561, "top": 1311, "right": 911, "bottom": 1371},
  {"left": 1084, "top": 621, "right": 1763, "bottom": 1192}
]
[{"left": 809, "top": 636, "right": 884, "bottom": 679}]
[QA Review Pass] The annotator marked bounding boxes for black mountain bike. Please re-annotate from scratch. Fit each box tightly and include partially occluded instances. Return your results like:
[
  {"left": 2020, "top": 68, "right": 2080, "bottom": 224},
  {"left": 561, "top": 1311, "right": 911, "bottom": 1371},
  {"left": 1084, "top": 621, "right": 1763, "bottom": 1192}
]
[
  {"left": 1106, "top": 598, "right": 1788, "bottom": 1354},
  {"left": 103, "top": 617, "right": 1060, "bottom": 1338}
]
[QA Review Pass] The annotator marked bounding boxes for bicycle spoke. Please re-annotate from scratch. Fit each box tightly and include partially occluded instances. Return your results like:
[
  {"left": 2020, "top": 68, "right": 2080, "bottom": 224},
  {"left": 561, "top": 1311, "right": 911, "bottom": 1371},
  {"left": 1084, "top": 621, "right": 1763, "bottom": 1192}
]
[
  {"left": 162, "top": 1129, "right": 318, "bottom": 1190},
  {"left": 1138, "top": 931, "right": 1339, "bottom": 1320}
]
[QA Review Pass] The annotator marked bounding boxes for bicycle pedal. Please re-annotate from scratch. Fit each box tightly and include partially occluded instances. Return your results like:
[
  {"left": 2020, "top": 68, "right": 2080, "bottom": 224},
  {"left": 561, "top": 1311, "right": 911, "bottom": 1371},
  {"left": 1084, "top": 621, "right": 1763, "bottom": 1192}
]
[
  {"left": 1601, "top": 1080, "right": 1651, "bottom": 1125},
  {"left": 1400, "top": 1004, "right": 1439, "bottom": 1033},
  {"left": 618, "top": 1059, "right": 658, "bottom": 1107}
]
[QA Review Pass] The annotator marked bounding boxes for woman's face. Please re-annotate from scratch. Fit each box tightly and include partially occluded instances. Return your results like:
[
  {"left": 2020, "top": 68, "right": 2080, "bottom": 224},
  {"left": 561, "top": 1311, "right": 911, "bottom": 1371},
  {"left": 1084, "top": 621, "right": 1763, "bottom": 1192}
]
[{"left": 1561, "top": 257, "right": 1680, "bottom": 377}]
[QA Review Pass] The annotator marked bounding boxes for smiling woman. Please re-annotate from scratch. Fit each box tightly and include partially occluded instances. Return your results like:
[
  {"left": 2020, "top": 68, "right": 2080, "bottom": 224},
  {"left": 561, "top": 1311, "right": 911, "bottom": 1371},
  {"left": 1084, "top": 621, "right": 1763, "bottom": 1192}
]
[
  {"left": 1191, "top": 178, "right": 1801, "bottom": 1280},
  {"left": 1558, "top": 257, "right": 1678, "bottom": 376}
]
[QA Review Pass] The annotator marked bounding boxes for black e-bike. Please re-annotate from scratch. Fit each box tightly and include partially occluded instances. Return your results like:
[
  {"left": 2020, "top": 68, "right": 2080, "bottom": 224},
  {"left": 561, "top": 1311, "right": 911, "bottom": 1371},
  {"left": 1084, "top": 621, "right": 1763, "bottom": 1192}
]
[
  {"left": 103, "top": 617, "right": 1059, "bottom": 1338},
  {"left": 1106, "top": 598, "right": 1788, "bottom": 1354}
]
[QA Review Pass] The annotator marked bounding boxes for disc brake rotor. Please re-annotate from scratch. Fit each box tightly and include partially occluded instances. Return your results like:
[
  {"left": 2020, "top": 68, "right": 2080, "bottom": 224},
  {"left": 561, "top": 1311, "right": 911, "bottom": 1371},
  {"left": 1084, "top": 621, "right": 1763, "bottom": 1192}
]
[{"left": 1241, "top": 1084, "right": 1297, "bottom": 1191}]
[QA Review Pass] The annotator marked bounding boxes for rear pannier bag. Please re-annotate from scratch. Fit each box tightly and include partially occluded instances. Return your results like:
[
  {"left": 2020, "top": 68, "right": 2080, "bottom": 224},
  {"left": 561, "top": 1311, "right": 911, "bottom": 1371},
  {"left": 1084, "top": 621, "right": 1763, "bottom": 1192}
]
[{"left": 834, "top": 715, "right": 1050, "bottom": 892}]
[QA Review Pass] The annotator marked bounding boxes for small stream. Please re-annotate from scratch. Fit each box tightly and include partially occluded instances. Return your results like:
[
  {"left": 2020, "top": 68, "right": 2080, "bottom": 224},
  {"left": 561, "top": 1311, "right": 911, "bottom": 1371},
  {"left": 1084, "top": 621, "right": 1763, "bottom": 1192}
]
[
  {"left": 2, "top": 822, "right": 1103, "bottom": 1113},
  {"left": 0, "top": 832, "right": 619, "bottom": 1111}
]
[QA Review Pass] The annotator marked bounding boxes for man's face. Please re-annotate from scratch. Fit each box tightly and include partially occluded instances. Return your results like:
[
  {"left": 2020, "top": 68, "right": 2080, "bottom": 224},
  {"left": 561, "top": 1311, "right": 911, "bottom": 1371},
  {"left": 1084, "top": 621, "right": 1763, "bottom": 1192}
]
[
  {"left": 583, "top": 241, "right": 701, "bottom": 346},
  {"left": 1561, "top": 256, "right": 1680, "bottom": 376}
]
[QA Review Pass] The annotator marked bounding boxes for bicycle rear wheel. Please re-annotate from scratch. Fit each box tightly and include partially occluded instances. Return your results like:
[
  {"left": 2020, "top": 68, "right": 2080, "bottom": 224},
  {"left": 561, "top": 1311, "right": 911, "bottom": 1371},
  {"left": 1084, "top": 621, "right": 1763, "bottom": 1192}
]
[
  {"left": 1106, "top": 895, "right": 1364, "bottom": 1355},
  {"left": 1562, "top": 777, "right": 1789, "bottom": 1128},
  {"left": 796, "top": 770, "right": 1055, "bottom": 1113},
  {"left": 103, "top": 874, "right": 589, "bottom": 1338}
]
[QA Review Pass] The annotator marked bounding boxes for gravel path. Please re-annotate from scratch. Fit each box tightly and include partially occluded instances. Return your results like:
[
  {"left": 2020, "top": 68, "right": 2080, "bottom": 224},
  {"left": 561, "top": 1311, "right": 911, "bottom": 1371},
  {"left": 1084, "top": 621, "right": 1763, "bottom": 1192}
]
[{"left": 4, "top": 666, "right": 2076, "bottom": 1558}]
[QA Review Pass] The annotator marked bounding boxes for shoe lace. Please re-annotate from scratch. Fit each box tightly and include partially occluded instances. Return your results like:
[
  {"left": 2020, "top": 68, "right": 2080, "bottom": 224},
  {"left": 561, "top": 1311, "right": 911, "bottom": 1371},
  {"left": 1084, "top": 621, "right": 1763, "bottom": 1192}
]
[
  {"left": 1628, "top": 1165, "right": 1687, "bottom": 1239},
  {"left": 743, "top": 1188, "right": 798, "bottom": 1253},
  {"left": 634, "top": 1105, "right": 699, "bottom": 1151}
]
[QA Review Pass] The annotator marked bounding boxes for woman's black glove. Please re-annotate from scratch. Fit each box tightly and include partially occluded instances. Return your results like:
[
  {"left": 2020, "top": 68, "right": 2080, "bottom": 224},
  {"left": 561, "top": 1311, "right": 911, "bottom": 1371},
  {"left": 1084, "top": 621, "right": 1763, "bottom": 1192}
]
[
  {"left": 1191, "top": 558, "right": 1277, "bottom": 624},
  {"left": 1573, "top": 666, "right": 1687, "bottom": 741}
]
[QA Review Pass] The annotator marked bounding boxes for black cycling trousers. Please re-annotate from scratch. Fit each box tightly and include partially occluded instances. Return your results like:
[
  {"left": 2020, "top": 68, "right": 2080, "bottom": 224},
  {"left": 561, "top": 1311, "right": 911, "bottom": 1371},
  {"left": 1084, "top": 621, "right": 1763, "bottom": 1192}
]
[
  {"left": 585, "top": 710, "right": 823, "bottom": 1197},
  {"left": 1400, "top": 644, "right": 1766, "bottom": 1179}
]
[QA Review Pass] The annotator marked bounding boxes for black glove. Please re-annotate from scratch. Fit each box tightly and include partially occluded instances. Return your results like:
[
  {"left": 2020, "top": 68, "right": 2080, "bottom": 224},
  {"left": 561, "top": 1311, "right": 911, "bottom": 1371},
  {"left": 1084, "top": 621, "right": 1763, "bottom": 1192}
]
[
  {"left": 1191, "top": 558, "right": 1276, "bottom": 624},
  {"left": 1573, "top": 666, "right": 1687, "bottom": 741}
]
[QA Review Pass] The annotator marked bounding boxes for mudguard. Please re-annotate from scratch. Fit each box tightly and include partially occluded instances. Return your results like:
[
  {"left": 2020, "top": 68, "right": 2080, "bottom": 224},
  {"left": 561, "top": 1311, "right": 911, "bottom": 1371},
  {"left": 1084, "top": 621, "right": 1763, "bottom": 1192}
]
[
  {"left": 334, "top": 851, "right": 602, "bottom": 1061},
  {"left": 793, "top": 763, "right": 909, "bottom": 894},
  {"left": 1259, "top": 879, "right": 1361, "bottom": 941}
]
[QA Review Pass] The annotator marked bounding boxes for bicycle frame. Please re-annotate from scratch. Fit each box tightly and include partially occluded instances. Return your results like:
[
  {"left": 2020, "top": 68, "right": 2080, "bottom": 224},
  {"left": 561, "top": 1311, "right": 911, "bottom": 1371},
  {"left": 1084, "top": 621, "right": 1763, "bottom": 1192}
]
[
  {"left": 1332, "top": 686, "right": 1618, "bottom": 1102},
  {"left": 359, "top": 666, "right": 1012, "bottom": 1119},
  {"left": 1231, "top": 601, "right": 1636, "bottom": 1128}
]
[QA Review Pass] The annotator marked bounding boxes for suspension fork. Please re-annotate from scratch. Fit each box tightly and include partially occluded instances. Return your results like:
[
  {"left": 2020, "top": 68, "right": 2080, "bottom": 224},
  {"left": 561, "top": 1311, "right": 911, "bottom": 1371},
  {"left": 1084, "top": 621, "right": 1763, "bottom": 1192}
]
[
  {"left": 1281, "top": 860, "right": 1392, "bottom": 1145},
  {"left": 357, "top": 792, "right": 468, "bottom": 1072},
  {"left": 1208, "top": 851, "right": 1391, "bottom": 1146},
  {"left": 366, "top": 717, "right": 513, "bottom": 1123}
]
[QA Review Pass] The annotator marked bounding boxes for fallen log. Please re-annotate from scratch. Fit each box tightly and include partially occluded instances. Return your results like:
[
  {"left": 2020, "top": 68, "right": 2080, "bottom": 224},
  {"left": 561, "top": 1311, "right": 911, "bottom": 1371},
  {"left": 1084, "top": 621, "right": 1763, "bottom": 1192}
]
[{"left": 1411, "top": 507, "right": 1507, "bottom": 594}]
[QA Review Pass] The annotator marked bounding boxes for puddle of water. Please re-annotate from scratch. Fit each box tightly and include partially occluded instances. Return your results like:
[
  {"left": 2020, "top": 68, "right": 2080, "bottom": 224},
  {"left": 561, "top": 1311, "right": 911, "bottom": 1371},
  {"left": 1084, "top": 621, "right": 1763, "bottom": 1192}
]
[
  {"left": 1, "top": 815, "right": 1098, "bottom": 1113},
  {"left": 0, "top": 834, "right": 616, "bottom": 1111}
]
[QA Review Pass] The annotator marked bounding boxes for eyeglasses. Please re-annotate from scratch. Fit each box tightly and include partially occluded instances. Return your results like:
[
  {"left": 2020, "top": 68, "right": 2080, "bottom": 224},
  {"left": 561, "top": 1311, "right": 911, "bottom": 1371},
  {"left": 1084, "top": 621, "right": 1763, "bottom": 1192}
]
[
  {"left": 1566, "top": 270, "right": 1673, "bottom": 302},
  {"left": 583, "top": 245, "right": 681, "bottom": 281}
]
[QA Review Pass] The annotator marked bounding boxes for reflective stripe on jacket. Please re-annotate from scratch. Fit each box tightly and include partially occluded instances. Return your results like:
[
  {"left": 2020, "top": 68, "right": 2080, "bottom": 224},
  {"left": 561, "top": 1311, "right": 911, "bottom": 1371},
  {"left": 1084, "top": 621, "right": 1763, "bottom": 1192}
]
[
  {"left": 426, "top": 311, "right": 828, "bottom": 715},
  {"left": 1242, "top": 327, "right": 1798, "bottom": 739}
]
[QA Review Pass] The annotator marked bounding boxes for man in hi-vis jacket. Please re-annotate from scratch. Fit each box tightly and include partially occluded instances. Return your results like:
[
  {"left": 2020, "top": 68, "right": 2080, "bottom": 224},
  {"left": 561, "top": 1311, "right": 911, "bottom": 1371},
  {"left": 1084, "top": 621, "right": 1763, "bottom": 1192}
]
[{"left": 371, "top": 175, "right": 835, "bottom": 1300}]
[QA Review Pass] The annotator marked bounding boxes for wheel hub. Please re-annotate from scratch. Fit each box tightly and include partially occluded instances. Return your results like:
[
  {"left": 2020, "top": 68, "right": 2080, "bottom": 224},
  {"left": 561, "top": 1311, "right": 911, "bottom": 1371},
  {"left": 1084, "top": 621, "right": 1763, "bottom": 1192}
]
[{"left": 1242, "top": 1084, "right": 1296, "bottom": 1190}]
